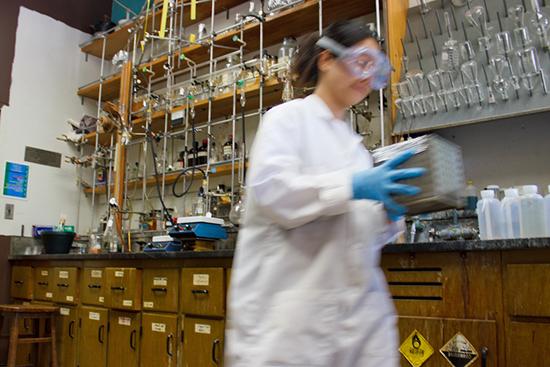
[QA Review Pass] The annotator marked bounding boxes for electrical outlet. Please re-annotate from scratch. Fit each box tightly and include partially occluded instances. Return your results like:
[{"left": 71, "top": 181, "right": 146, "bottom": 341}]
[{"left": 4, "top": 203, "right": 14, "bottom": 220}]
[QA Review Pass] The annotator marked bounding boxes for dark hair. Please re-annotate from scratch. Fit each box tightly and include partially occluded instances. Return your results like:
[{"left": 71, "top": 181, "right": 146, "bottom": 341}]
[{"left": 292, "top": 20, "right": 378, "bottom": 88}]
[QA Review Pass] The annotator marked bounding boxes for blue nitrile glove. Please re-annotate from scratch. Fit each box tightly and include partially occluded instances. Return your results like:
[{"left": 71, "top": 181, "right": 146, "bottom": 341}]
[{"left": 352, "top": 149, "right": 426, "bottom": 221}]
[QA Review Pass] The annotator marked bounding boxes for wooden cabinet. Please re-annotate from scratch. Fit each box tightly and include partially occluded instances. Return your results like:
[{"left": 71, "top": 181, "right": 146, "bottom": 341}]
[
  {"left": 81, "top": 268, "right": 107, "bottom": 307},
  {"left": 506, "top": 264, "right": 550, "bottom": 317},
  {"left": 142, "top": 268, "right": 179, "bottom": 312},
  {"left": 181, "top": 268, "right": 225, "bottom": 317},
  {"left": 58, "top": 306, "right": 78, "bottom": 367},
  {"left": 105, "top": 267, "right": 142, "bottom": 311},
  {"left": 507, "top": 321, "right": 550, "bottom": 367},
  {"left": 140, "top": 313, "right": 179, "bottom": 367},
  {"left": 78, "top": 306, "right": 108, "bottom": 367},
  {"left": 182, "top": 317, "right": 224, "bottom": 367},
  {"left": 10, "top": 266, "right": 33, "bottom": 300},
  {"left": 34, "top": 267, "right": 54, "bottom": 301},
  {"left": 53, "top": 267, "right": 79, "bottom": 305},
  {"left": 107, "top": 311, "right": 141, "bottom": 367}
]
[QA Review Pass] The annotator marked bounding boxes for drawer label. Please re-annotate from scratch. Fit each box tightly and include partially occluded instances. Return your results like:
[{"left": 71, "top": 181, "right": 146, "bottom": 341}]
[
  {"left": 151, "top": 323, "right": 166, "bottom": 333},
  {"left": 89, "top": 312, "right": 100, "bottom": 321},
  {"left": 45, "top": 292, "right": 53, "bottom": 298},
  {"left": 66, "top": 295, "right": 74, "bottom": 302},
  {"left": 194, "top": 323, "right": 211, "bottom": 334},
  {"left": 91, "top": 270, "right": 103, "bottom": 278},
  {"left": 118, "top": 317, "right": 132, "bottom": 326},
  {"left": 123, "top": 300, "right": 133, "bottom": 307},
  {"left": 59, "top": 308, "right": 70, "bottom": 316},
  {"left": 41, "top": 270, "right": 49, "bottom": 276},
  {"left": 115, "top": 271, "right": 124, "bottom": 278},
  {"left": 143, "top": 301, "right": 154, "bottom": 308},
  {"left": 193, "top": 274, "right": 210, "bottom": 286},
  {"left": 59, "top": 271, "right": 69, "bottom": 279},
  {"left": 153, "top": 277, "right": 168, "bottom": 286},
  {"left": 99, "top": 296, "right": 105, "bottom": 303}
]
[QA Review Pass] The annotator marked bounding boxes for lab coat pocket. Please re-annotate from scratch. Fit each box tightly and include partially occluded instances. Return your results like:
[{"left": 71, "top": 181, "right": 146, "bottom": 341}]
[{"left": 259, "top": 290, "right": 338, "bottom": 366}]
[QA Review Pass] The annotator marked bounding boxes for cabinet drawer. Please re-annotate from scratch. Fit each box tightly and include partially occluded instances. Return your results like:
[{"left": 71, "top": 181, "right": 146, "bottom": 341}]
[
  {"left": 34, "top": 267, "right": 54, "bottom": 301},
  {"left": 106, "top": 268, "right": 142, "bottom": 311},
  {"left": 181, "top": 268, "right": 225, "bottom": 317},
  {"left": 53, "top": 267, "right": 79, "bottom": 305},
  {"left": 11, "top": 266, "right": 33, "bottom": 300},
  {"left": 506, "top": 264, "right": 550, "bottom": 317},
  {"left": 182, "top": 317, "right": 224, "bottom": 367},
  {"left": 142, "top": 269, "right": 179, "bottom": 312},
  {"left": 81, "top": 268, "right": 107, "bottom": 306}
]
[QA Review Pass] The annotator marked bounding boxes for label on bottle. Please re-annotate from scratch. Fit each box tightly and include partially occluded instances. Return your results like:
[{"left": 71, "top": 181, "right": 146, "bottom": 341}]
[
  {"left": 89, "top": 312, "right": 100, "bottom": 321},
  {"left": 59, "top": 308, "right": 70, "bottom": 316},
  {"left": 152, "top": 323, "right": 166, "bottom": 333},
  {"left": 123, "top": 300, "right": 133, "bottom": 307},
  {"left": 193, "top": 274, "right": 209, "bottom": 286},
  {"left": 58, "top": 271, "right": 69, "bottom": 279},
  {"left": 91, "top": 270, "right": 103, "bottom": 278},
  {"left": 66, "top": 295, "right": 74, "bottom": 302},
  {"left": 99, "top": 296, "right": 105, "bottom": 303},
  {"left": 41, "top": 270, "right": 49, "bottom": 276},
  {"left": 118, "top": 317, "right": 132, "bottom": 326},
  {"left": 223, "top": 145, "right": 232, "bottom": 157},
  {"left": 197, "top": 151, "right": 208, "bottom": 158},
  {"left": 45, "top": 292, "right": 53, "bottom": 298},
  {"left": 114, "top": 271, "right": 124, "bottom": 278},
  {"left": 194, "top": 323, "right": 211, "bottom": 334},
  {"left": 143, "top": 301, "right": 154, "bottom": 308},
  {"left": 153, "top": 277, "right": 168, "bottom": 286}
]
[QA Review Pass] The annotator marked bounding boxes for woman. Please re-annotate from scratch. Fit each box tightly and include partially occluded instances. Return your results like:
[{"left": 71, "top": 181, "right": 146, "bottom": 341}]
[{"left": 226, "top": 20, "right": 425, "bottom": 367}]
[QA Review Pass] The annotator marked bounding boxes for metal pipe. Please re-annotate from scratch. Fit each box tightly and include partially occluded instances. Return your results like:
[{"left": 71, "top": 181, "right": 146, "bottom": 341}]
[
  {"left": 375, "top": 0, "right": 384, "bottom": 146},
  {"left": 205, "top": 0, "right": 217, "bottom": 213},
  {"left": 318, "top": 0, "right": 323, "bottom": 36}
]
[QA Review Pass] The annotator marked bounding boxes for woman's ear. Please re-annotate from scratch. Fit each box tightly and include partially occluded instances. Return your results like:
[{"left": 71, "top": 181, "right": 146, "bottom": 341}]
[{"left": 317, "top": 50, "right": 334, "bottom": 74}]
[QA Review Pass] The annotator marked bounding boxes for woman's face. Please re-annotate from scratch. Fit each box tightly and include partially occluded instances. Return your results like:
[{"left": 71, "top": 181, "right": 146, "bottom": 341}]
[{"left": 318, "top": 37, "right": 381, "bottom": 107}]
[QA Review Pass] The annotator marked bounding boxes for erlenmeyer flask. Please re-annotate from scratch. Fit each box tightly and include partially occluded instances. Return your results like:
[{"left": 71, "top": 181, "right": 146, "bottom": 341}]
[
  {"left": 490, "top": 55, "right": 510, "bottom": 101},
  {"left": 517, "top": 46, "right": 541, "bottom": 92}
]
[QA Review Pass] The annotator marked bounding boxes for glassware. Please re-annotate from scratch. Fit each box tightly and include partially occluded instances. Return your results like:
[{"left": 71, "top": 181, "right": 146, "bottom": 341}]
[
  {"left": 465, "top": 6, "right": 492, "bottom": 54},
  {"left": 395, "top": 98, "right": 415, "bottom": 119},
  {"left": 490, "top": 55, "right": 510, "bottom": 101},
  {"left": 278, "top": 37, "right": 298, "bottom": 65},
  {"left": 517, "top": 46, "right": 542, "bottom": 93},
  {"left": 427, "top": 69, "right": 449, "bottom": 111},
  {"left": 510, "top": 5, "right": 533, "bottom": 48},
  {"left": 441, "top": 12, "right": 460, "bottom": 73},
  {"left": 461, "top": 60, "right": 484, "bottom": 105},
  {"left": 407, "top": 72, "right": 428, "bottom": 115}
]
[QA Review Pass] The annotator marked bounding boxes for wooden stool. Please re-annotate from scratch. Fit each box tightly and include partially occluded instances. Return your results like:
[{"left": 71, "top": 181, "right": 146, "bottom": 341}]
[{"left": 0, "top": 304, "right": 58, "bottom": 367}]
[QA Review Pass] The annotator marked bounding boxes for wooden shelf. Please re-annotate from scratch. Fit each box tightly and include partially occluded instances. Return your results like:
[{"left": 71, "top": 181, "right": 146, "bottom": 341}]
[
  {"left": 77, "top": 0, "right": 373, "bottom": 101},
  {"left": 85, "top": 77, "right": 283, "bottom": 145},
  {"left": 83, "top": 161, "right": 243, "bottom": 194},
  {"left": 81, "top": 0, "right": 248, "bottom": 59}
]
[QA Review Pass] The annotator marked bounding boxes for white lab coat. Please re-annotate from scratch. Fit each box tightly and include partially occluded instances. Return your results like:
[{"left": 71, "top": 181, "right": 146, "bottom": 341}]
[{"left": 226, "top": 94, "right": 401, "bottom": 367}]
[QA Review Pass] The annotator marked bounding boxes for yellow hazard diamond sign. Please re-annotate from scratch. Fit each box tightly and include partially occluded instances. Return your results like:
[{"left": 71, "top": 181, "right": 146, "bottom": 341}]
[{"left": 399, "top": 329, "right": 435, "bottom": 367}]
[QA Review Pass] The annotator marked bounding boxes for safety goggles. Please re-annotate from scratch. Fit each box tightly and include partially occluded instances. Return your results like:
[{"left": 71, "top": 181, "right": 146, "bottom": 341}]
[{"left": 316, "top": 36, "right": 391, "bottom": 90}]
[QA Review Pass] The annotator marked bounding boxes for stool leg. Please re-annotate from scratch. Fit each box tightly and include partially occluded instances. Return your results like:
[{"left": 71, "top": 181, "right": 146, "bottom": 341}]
[
  {"left": 49, "top": 315, "right": 58, "bottom": 367},
  {"left": 7, "top": 315, "right": 19, "bottom": 367}
]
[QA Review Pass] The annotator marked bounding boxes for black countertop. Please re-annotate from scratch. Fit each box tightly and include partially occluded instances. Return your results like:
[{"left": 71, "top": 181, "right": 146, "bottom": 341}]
[{"left": 9, "top": 238, "right": 550, "bottom": 261}]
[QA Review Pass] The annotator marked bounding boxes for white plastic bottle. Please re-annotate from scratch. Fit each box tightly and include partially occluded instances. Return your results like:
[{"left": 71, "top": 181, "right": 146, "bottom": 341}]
[
  {"left": 502, "top": 188, "right": 521, "bottom": 239},
  {"left": 519, "top": 185, "right": 546, "bottom": 238},
  {"left": 477, "top": 190, "right": 505, "bottom": 240},
  {"left": 544, "top": 185, "right": 550, "bottom": 236}
]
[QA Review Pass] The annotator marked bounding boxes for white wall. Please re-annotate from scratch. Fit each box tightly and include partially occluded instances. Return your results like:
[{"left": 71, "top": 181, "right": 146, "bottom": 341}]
[{"left": 0, "top": 7, "right": 100, "bottom": 236}]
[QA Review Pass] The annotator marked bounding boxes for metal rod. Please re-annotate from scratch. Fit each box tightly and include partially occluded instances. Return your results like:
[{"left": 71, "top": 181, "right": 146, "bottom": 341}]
[
  {"left": 497, "top": 12, "right": 504, "bottom": 33},
  {"left": 420, "top": 13, "right": 429, "bottom": 39},
  {"left": 406, "top": 18, "right": 414, "bottom": 43},
  {"left": 376, "top": 0, "right": 384, "bottom": 146},
  {"left": 450, "top": 6, "right": 458, "bottom": 31},
  {"left": 205, "top": 0, "right": 217, "bottom": 213},
  {"left": 401, "top": 38, "right": 407, "bottom": 58},
  {"left": 462, "top": 22, "right": 469, "bottom": 41},
  {"left": 107, "top": 134, "right": 114, "bottom": 202},
  {"left": 318, "top": 0, "right": 323, "bottom": 36},
  {"left": 430, "top": 31, "right": 438, "bottom": 55},
  {"left": 436, "top": 10, "right": 444, "bottom": 36},
  {"left": 503, "top": 0, "right": 509, "bottom": 17},
  {"left": 483, "top": 0, "right": 491, "bottom": 23},
  {"left": 416, "top": 36, "right": 424, "bottom": 59}
]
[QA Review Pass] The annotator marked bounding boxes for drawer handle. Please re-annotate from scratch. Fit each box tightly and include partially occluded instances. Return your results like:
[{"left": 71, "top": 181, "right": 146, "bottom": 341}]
[
  {"left": 212, "top": 338, "right": 221, "bottom": 365},
  {"left": 23, "top": 318, "right": 30, "bottom": 330},
  {"left": 57, "top": 283, "right": 70, "bottom": 288},
  {"left": 191, "top": 289, "right": 209, "bottom": 295},
  {"left": 130, "top": 329, "right": 137, "bottom": 350},
  {"left": 69, "top": 321, "right": 75, "bottom": 339},
  {"left": 166, "top": 334, "right": 174, "bottom": 357},
  {"left": 14, "top": 280, "right": 24, "bottom": 286},
  {"left": 481, "top": 347, "right": 488, "bottom": 367},
  {"left": 88, "top": 284, "right": 102, "bottom": 289},
  {"left": 38, "top": 281, "right": 49, "bottom": 286},
  {"left": 98, "top": 325, "right": 105, "bottom": 344},
  {"left": 151, "top": 287, "right": 168, "bottom": 292},
  {"left": 111, "top": 286, "right": 126, "bottom": 291}
]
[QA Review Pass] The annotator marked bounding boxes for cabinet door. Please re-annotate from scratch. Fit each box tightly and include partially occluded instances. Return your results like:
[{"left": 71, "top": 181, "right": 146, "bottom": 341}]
[
  {"left": 78, "top": 306, "right": 108, "bottom": 367},
  {"left": 182, "top": 317, "right": 224, "bottom": 367},
  {"left": 81, "top": 268, "right": 106, "bottom": 307},
  {"left": 106, "top": 268, "right": 142, "bottom": 311},
  {"left": 142, "top": 268, "right": 179, "bottom": 312},
  {"left": 181, "top": 268, "right": 225, "bottom": 317},
  {"left": 58, "top": 306, "right": 78, "bottom": 367},
  {"left": 507, "top": 321, "right": 550, "bottom": 367},
  {"left": 140, "top": 313, "right": 179, "bottom": 367},
  {"left": 107, "top": 311, "right": 141, "bottom": 367},
  {"left": 34, "top": 267, "right": 54, "bottom": 301},
  {"left": 53, "top": 267, "right": 79, "bottom": 305},
  {"left": 10, "top": 266, "right": 33, "bottom": 300}
]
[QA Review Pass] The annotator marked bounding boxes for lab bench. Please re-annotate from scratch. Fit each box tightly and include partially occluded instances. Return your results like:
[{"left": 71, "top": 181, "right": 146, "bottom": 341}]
[{"left": 8, "top": 238, "right": 550, "bottom": 367}]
